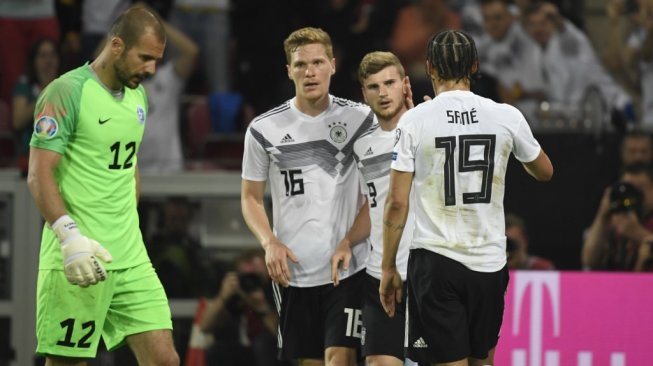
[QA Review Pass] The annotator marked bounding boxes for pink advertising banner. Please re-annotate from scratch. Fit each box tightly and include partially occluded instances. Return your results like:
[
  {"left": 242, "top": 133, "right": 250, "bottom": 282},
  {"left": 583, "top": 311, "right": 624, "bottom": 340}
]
[{"left": 495, "top": 271, "right": 653, "bottom": 366}]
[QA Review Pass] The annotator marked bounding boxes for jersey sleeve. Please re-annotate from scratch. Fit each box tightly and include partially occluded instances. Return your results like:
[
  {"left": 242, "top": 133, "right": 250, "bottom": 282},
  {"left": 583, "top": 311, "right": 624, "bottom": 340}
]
[
  {"left": 391, "top": 113, "right": 417, "bottom": 172},
  {"left": 512, "top": 114, "right": 541, "bottom": 163},
  {"left": 353, "top": 145, "right": 368, "bottom": 194},
  {"left": 242, "top": 124, "right": 270, "bottom": 181},
  {"left": 29, "top": 77, "right": 80, "bottom": 154}
]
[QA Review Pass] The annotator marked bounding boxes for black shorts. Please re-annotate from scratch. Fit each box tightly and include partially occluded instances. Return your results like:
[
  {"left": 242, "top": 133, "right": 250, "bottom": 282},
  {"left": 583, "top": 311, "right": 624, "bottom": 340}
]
[
  {"left": 361, "top": 273, "right": 406, "bottom": 360},
  {"left": 406, "top": 249, "right": 509, "bottom": 364},
  {"left": 273, "top": 270, "right": 365, "bottom": 361}
]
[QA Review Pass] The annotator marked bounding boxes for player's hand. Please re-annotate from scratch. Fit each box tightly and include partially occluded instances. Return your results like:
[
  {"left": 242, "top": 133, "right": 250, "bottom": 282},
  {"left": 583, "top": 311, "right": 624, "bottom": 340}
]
[
  {"left": 403, "top": 76, "right": 414, "bottom": 109},
  {"left": 263, "top": 239, "right": 298, "bottom": 287},
  {"left": 52, "top": 215, "right": 113, "bottom": 287},
  {"left": 379, "top": 268, "right": 403, "bottom": 317},
  {"left": 331, "top": 239, "right": 352, "bottom": 286}
]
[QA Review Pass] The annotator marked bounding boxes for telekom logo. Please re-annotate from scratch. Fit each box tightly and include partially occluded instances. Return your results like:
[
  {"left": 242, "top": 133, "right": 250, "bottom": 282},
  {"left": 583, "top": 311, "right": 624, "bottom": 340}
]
[{"left": 510, "top": 272, "right": 626, "bottom": 366}]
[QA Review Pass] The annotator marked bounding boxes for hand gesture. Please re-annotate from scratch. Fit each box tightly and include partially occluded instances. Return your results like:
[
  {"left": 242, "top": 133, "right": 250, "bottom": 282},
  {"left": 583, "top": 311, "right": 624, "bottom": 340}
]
[
  {"left": 330, "top": 239, "right": 352, "bottom": 286},
  {"left": 379, "top": 268, "right": 403, "bottom": 317},
  {"left": 264, "top": 238, "right": 298, "bottom": 287}
]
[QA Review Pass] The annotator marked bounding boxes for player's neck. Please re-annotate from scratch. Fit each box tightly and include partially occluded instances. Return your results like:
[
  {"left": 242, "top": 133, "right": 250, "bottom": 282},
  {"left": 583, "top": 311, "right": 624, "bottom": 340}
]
[
  {"left": 90, "top": 51, "right": 123, "bottom": 92},
  {"left": 378, "top": 107, "right": 407, "bottom": 132},
  {"left": 294, "top": 94, "right": 329, "bottom": 117},
  {"left": 434, "top": 79, "right": 471, "bottom": 95}
]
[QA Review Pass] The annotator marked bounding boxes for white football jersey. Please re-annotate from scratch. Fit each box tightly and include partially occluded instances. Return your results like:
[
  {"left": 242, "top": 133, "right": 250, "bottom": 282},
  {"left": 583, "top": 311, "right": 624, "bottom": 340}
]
[
  {"left": 354, "top": 124, "right": 414, "bottom": 280},
  {"left": 242, "top": 95, "right": 374, "bottom": 287},
  {"left": 391, "top": 90, "right": 541, "bottom": 272}
]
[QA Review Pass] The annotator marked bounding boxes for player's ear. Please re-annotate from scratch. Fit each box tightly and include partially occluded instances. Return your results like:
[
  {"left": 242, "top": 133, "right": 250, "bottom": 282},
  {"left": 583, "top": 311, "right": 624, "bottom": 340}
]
[
  {"left": 287, "top": 64, "right": 292, "bottom": 80},
  {"left": 110, "top": 37, "right": 124, "bottom": 56},
  {"left": 471, "top": 61, "right": 479, "bottom": 74}
]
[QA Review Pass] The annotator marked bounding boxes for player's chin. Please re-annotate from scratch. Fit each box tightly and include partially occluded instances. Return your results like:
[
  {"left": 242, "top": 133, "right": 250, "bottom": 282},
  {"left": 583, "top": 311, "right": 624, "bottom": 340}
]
[
  {"left": 125, "top": 82, "right": 140, "bottom": 89},
  {"left": 126, "top": 77, "right": 143, "bottom": 89}
]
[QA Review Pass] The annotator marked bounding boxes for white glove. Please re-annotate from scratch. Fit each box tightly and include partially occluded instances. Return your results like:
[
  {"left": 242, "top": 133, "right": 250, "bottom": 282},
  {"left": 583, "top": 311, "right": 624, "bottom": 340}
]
[{"left": 52, "top": 215, "right": 113, "bottom": 287}]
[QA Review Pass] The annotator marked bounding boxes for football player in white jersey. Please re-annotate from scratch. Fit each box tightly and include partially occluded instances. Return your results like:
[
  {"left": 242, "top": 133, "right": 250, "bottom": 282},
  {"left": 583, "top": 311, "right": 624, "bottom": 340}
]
[
  {"left": 337, "top": 51, "right": 414, "bottom": 366},
  {"left": 380, "top": 29, "right": 553, "bottom": 366},
  {"left": 241, "top": 27, "right": 374, "bottom": 366}
]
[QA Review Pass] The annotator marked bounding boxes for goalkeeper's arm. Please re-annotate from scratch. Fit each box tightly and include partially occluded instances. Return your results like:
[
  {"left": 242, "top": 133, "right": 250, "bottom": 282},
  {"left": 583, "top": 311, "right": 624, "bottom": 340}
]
[{"left": 27, "top": 147, "right": 113, "bottom": 287}]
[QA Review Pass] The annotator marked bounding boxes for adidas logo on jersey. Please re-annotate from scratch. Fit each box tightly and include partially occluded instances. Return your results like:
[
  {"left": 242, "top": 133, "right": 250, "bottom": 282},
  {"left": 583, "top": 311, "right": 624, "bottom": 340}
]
[
  {"left": 413, "top": 337, "right": 428, "bottom": 348},
  {"left": 364, "top": 147, "right": 373, "bottom": 156},
  {"left": 280, "top": 134, "right": 294, "bottom": 143}
]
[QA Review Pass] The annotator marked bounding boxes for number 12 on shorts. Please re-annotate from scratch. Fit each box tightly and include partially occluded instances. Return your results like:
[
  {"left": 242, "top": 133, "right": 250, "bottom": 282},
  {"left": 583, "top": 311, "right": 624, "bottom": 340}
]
[
  {"left": 344, "top": 308, "right": 362, "bottom": 338},
  {"left": 56, "top": 318, "right": 96, "bottom": 348}
]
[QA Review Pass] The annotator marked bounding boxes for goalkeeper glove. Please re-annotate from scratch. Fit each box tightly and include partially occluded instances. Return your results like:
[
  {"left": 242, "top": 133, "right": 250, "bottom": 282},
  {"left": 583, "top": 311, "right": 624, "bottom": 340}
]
[{"left": 52, "top": 215, "right": 113, "bottom": 287}]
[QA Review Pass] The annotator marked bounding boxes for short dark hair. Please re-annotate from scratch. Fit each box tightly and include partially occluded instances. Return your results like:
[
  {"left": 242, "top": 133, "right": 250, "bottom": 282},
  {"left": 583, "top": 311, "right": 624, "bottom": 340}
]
[
  {"left": 108, "top": 5, "right": 165, "bottom": 50},
  {"left": 426, "top": 29, "right": 478, "bottom": 82}
]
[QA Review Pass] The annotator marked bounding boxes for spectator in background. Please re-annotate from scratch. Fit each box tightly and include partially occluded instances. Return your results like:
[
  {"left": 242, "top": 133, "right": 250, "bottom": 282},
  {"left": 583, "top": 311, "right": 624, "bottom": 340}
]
[
  {"left": 80, "top": 0, "right": 130, "bottom": 63},
  {"left": 169, "top": 0, "right": 230, "bottom": 93},
  {"left": 605, "top": 0, "right": 653, "bottom": 126},
  {"left": 582, "top": 163, "right": 653, "bottom": 271},
  {"left": 505, "top": 213, "right": 555, "bottom": 270},
  {"left": 12, "top": 38, "right": 61, "bottom": 173},
  {"left": 200, "top": 249, "right": 289, "bottom": 366},
  {"left": 523, "top": 2, "right": 634, "bottom": 125},
  {"left": 0, "top": 0, "right": 60, "bottom": 104},
  {"left": 138, "top": 14, "right": 198, "bottom": 174},
  {"left": 476, "top": 0, "right": 546, "bottom": 121},
  {"left": 149, "top": 197, "right": 209, "bottom": 298},
  {"left": 620, "top": 129, "right": 653, "bottom": 166},
  {"left": 390, "top": 0, "right": 462, "bottom": 103}
]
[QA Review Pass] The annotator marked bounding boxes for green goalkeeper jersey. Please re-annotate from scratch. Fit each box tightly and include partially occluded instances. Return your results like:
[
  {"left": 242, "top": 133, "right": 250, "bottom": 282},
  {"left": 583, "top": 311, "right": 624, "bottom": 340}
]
[{"left": 31, "top": 64, "right": 150, "bottom": 270}]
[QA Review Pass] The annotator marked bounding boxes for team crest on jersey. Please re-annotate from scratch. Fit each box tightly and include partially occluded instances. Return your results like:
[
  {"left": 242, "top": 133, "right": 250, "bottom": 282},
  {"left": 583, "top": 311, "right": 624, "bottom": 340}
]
[
  {"left": 34, "top": 116, "right": 58, "bottom": 140},
  {"left": 136, "top": 106, "right": 145, "bottom": 125},
  {"left": 328, "top": 121, "right": 347, "bottom": 143},
  {"left": 395, "top": 128, "right": 401, "bottom": 146}
]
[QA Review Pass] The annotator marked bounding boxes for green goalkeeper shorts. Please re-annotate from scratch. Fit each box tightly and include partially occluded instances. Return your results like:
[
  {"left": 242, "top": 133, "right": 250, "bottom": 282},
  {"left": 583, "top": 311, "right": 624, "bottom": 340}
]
[{"left": 36, "top": 262, "right": 172, "bottom": 358}]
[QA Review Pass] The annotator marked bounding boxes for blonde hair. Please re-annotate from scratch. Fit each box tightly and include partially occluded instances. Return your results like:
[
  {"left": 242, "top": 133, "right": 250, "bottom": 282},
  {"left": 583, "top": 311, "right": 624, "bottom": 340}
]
[
  {"left": 283, "top": 27, "right": 333, "bottom": 64},
  {"left": 358, "top": 51, "right": 405, "bottom": 84}
]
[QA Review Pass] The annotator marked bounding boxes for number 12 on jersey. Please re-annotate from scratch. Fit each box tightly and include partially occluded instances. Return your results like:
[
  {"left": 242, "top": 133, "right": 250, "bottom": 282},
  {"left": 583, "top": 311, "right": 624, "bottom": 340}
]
[{"left": 435, "top": 134, "right": 495, "bottom": 206}]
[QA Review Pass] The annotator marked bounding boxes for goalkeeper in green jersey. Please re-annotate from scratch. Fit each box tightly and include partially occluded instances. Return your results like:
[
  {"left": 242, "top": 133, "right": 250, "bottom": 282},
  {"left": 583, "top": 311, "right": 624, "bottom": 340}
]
[{"left": 27, "top": 5, "right": 179, "bottom": 365}]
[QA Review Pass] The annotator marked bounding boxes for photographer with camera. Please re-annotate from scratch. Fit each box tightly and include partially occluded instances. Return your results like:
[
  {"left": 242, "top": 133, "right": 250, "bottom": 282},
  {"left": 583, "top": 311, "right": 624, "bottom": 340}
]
[
  {"left": 582, "top": 163, "right": 653, "bottom": 271},
  {"left": 199, "top": 249, "right": 288, "bottom": 366}
]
